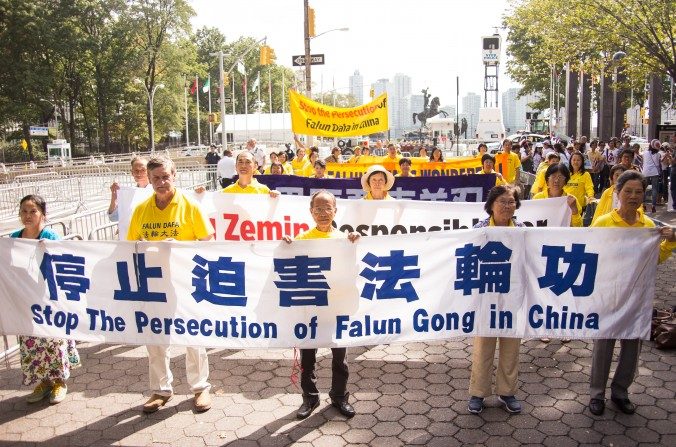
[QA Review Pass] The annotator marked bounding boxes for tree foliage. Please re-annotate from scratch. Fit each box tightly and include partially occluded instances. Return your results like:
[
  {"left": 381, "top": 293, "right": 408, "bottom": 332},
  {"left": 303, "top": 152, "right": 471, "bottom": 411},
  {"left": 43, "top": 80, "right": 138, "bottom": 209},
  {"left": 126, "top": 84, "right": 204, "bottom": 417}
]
[
  {"left": 0, "top": 0, "right": 299, "bottom": 159},
  {"left": 504, "top": 0, "right": 675, "bottom": 109}
]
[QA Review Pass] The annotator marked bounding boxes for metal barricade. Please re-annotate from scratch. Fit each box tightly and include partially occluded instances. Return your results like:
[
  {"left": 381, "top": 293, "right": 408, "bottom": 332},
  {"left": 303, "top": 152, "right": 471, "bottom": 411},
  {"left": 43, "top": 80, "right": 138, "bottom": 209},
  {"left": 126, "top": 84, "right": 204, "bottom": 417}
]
[{"left": 88, "top": 222, "right": 119, "bottom": 241}]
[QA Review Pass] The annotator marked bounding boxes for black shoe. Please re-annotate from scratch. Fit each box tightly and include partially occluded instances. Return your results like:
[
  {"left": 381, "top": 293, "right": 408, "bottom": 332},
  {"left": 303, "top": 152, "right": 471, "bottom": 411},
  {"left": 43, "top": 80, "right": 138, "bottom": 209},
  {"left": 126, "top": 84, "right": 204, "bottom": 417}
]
[
  {"left": 589, "top": 398, "right": 605, "bottom": 415},
  {"left": 296, "top": 395, "right": 320, "bottom": 419},
  {"left": 611, "top": 396, "right": 636, "bottom": 414},
  {"left": 331, "top": 399, "right": 356, "bottom": 418}
]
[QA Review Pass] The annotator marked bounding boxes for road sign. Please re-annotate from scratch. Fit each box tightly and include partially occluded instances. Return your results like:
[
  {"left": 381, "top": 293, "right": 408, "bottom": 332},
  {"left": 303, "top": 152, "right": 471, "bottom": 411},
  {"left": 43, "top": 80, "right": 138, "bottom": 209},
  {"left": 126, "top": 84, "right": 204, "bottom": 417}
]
[
  {"left": 292, "top": 54, "right": 325, "bottom": 66},
  {"left": 29, "top": 126, "right": 49, "bottom": 136}
]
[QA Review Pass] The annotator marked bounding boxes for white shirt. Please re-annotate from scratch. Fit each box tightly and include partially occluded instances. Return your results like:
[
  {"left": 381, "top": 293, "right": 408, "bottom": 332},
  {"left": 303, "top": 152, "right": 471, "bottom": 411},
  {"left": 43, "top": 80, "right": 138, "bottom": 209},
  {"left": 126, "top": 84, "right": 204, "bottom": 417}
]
[
  {"left": 250, "top": 146, "right": 266, "bottom": 167},
  {"left": 641, "top": 150, "right": 662, "bottom": 177},
  {"left": 217, "top": 155, "right": 236, "bottom": 179}
]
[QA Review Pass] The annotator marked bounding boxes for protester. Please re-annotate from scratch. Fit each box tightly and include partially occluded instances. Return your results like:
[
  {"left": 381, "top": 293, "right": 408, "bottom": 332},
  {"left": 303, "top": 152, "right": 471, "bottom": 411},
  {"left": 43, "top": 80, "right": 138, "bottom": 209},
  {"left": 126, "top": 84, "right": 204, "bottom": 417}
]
[
  {"left": 496, "top": 138, "right": 521, "bottom": 185},
  {"left": 533, "top": 163, "right": 581, "bottom": 227},
  {"left": 269, "top": 162, "right": 284, "bottom": 175},
  {"left": 223, "top": 152, "right": 279, "bottom": 197},
  {"left": 642, "top": 139, "right": 662, "bottom": 213},
  {"left": 476, "top": 143, "right": 487, "bottom": 159},
  {"left": 361, "top": 164, "right": 395, "bottom": 200},
  {"left": 520, "top": 141, "right": 534, "bottom": 174},
  {"left": 396, "top": 157, "right": 414, "bottom": 177},
  {"left": 346, "top": 146, "right": 362, "bottom": 163},
  {"left": 565, "top": 151, "right": 595, "bottom": 213},
  {"left": 205, "top": 144, "right": 221, "bottom": 189},
  {"left": 530, "top": 152, "right": 561, "bottom": 196},
  {"left": 127, "top": 156, "right": 214, "bottom": 413},
  {"left": 108, "top": 156, "right": 150, "bottom": 221},
  {"left": 592, "top": 164, "right": 628, "bottom": 225},
  {"left": 418, "top": 147, "right": 428, "bottom": 158},
  {"left": 468, "top": 185, "right": 524, "bottom": 415},
  {"left": 11, "top": 194, "right": 81, "bottom": 404},
  {"left": 659, "top": 143, "right": 671, "bottom": 206},
  {"left": 429, "top": 147, "right": 444, "bottom": 162},
  {"left": 302, "top": 149, "right": 320, "bottom": 177},
  {"left": 598, "top": 140, "right": 611, "bottom": 190},
  {"left": 246, "top": 138, "right": 266, "bottom": 173},
  {"left": 216, "top": 149, "right": 236, "bottom": 188},
  {"left": 384, "top": 143, "right": 401, "bottom": 161},
  {"left": 311, "top": 159, "right": 332, "bottom": 179},
  {"left": 478, "top": 154, "right": 506, "bottom": 186},
  {"left": 631, "top": 143, "right": 643, "bottom": 171},
  {"left": 588, "top": 140, "right": 605, "bottom": 194},
  {"left": 618, "top": 149, "right": 635, "bottom": 171},
  {"left": 325, "top": 147, "right": 342, "bottom": 163},
  {"left": 291, "top": 147, "right": 307, "bottom": 173},
  {"left": 589, "top": 170, "right": 676, "bottom": 416},
  {"left": 278, "top": 151, "right": 294, "bottom": 175},
  {"left": 282, "top": 190, "right": 360, "bottom": 419}
]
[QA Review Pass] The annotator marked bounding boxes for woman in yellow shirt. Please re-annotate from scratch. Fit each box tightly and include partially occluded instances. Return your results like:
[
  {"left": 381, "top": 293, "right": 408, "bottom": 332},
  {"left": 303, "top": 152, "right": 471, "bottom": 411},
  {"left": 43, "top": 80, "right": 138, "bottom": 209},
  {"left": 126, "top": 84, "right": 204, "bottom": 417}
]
[
  {"left": 301, "top": 149, "right": 320, "bottom": 177},
  {"left": 291, "top": 147, "right": 307, "bottom": 174},
  {"left": 531, "top": 152, "right": 561, "bottom": 196},
  {"left": 591, "top": 164, "right": 627, "bottom": 224},
  {"left": 532, "top": 163, "right": 582, "bottom": 227},
  {"left": 478, "top": 154, "right": 506, "bottom": 186},
  {"left": 361, "top": 165, "right": 395, "bottom": 200},
  {"left": 588, "top": 170, "right": 675, "bottom": 417},
  {"left": 564, "top": 151, "right": 594, "bottom": 211}
]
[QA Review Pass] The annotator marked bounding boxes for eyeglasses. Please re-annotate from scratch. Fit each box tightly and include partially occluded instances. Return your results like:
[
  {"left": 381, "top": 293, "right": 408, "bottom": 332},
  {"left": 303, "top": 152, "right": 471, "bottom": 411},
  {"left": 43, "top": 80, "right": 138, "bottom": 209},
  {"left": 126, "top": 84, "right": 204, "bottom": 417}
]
[
  {"left": 496, "top": 199, "right": 517, "bottom": 207},
  {"left": 311, "top": 207, "right": 335, "bottom": 214}
]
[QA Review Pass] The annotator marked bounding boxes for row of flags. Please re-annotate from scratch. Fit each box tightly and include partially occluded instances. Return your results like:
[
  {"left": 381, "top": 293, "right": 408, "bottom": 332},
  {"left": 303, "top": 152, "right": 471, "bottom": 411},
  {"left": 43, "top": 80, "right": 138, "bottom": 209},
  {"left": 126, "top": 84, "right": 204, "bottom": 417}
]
[{"left": 188, "top": 62, "right": 263, "bottom": 96}]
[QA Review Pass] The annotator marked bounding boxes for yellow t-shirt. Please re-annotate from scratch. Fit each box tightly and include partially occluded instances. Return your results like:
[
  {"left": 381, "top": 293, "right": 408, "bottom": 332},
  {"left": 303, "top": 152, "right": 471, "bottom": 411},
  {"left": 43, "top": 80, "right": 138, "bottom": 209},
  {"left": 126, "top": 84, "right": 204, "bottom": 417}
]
[
  {"left": 592, "top": 209, "right": 675, "bottom": 263},
  {"left": 531, "top": 168, "right": 547, "bottom": 195},
  {"left": 532, "top": 189, "right": 582, "bottom": 227},
  {"left": 301, "top": 161, "right": 316, "bottom": 177},
  {"left": 592, "top": 185, "right": 615, "bottom": 225},
  {"left": 495, "top": 151, "right": 521, "bottom": 184},
  {"left": 294, "top": 227, "right": 347, "bottom": 241},
  {"left": 282, "top": 162, "right": 294, "bottom": 175},
  {"left": 478, "top": 169, "right": 506, "bottom": 186},
  {"left": 564, "top": 171, "right": 594, "bottom": 207},
  {"left": 363, "top": 192, "right": 395, "bottom": 200},
  {"left": 223, "top": 178, "right": 270, "bottom": 194},
  {"left": 127, "top": 189, "right": 214, "bottom": 241},
  {"left": 291, "top": 157, "right": 306, "bottom": 173}
]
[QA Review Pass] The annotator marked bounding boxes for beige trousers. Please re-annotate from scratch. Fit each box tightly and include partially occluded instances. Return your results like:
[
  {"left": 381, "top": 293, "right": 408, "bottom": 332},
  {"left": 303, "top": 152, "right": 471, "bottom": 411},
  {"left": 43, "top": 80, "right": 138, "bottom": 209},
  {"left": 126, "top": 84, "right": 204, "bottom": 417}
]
[
  {"left": 147, "top": 345, "right": 210, "bottom": 397},
  {"left": 469, "top": 336, "right": 521, "bottom": 397}
]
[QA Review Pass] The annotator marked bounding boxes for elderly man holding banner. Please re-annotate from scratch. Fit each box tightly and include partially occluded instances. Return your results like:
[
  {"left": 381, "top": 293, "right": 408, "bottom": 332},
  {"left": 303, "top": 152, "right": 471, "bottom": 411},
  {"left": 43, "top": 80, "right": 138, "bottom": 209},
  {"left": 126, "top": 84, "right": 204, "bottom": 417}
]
[
  {"left": 127, "top": 156, "right": 215, "bottom": 413},
  {"left": 283, "top": 191, "right": 360, "bottom": 419}
]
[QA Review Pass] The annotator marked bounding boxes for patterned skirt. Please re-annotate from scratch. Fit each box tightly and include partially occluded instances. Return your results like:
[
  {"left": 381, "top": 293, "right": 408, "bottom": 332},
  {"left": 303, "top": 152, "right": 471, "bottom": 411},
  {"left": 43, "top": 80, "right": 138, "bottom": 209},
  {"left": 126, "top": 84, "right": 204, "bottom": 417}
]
[{"left": 19, "top": 336, "right": 81, "bottom": 386}]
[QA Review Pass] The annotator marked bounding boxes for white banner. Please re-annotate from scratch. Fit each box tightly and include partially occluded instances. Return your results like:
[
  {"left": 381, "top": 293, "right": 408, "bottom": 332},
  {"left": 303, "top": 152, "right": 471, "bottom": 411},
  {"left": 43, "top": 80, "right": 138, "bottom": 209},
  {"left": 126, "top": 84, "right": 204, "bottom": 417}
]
[
  {"left": 0, "top": 228, "right": 659, "bottom": 347},
  {"left": 117, "top": 188, "right": 571, "bottom": 241}
]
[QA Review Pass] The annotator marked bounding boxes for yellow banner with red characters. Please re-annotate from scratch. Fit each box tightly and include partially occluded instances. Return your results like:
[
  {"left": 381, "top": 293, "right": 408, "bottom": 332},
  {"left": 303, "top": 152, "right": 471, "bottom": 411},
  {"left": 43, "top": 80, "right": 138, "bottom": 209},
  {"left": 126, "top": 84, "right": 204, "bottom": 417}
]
[
  {"left": 326, "top": 156, "right": 483, "bottom": 178},
  {"left": 289, "top": 89, "right": 389, "bottom": 137}
]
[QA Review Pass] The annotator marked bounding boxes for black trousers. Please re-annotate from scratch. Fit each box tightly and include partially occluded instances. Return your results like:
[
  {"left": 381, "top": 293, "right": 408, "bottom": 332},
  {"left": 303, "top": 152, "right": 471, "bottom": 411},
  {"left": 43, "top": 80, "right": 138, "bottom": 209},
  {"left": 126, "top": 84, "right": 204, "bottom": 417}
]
[{"left": 300, "top": 348, "right": 348, "bottom": 400}]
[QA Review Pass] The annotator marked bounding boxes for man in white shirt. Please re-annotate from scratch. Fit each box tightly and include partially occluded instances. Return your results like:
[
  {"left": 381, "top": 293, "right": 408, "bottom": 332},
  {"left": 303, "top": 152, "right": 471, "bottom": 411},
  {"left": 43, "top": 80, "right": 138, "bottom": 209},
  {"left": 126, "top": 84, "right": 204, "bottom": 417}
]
[
  {"left": 246, "top": 138, "right": 266, "bottom": 173},
  {"left": 217, "top": 149, "right": 236, "bottom": 188}
]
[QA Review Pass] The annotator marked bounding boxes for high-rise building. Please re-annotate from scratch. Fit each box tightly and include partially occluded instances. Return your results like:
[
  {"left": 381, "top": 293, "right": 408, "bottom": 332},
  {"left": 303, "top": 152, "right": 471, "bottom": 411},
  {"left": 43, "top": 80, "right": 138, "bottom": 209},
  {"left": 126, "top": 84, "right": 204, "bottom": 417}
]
[
  {"left": 462, "top": 92, "right": 482, "bottom": 138},
  {"left": 502, "top": 88, "right": 539, "bottom": 133},
  {"left": 392, "top": 74, "right": 412, "bottom": 138},
  {"left": 440, "top": 105, "right": 456, "bottom": 119},
  {"left": 372, "top": 78, "right": 394, "bottom": 136},
  {"left": 349, "top": 70, "right": 364, "bottom": 104}
]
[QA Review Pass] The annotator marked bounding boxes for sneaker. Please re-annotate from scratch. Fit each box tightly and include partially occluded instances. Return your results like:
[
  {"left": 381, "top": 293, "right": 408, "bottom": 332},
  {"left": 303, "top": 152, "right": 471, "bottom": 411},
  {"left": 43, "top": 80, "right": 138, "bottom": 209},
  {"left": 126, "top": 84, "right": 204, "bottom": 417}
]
[
  {"left": 498, "top": 395, "right": 522, "bottom": 414},
  {"left": 49, "top": 382, "right": 67, "bottom": 404},
  {"left": 468, "top": 396, "right": 485, "bottom": 414},
  {"left": 26, "top": 382, "right": 52, "bottom": 403}
]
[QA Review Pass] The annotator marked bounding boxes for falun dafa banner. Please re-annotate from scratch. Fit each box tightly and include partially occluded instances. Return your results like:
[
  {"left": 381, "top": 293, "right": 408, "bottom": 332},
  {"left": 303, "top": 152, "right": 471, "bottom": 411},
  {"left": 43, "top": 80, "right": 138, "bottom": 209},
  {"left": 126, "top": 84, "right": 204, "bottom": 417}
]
[{"left": 289, "top": 89, "right": 389, "bottom": 137}]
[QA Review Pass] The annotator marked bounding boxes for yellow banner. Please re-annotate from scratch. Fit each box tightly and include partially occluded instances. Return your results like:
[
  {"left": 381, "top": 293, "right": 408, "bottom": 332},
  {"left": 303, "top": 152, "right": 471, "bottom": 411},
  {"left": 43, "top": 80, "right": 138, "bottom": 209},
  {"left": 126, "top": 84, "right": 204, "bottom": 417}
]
[
  {"left": 289, "top": 90, "right": 389, "bottom": 137},
  {"left": 326, "top": 156, "right": 483, "bottom": 178}
]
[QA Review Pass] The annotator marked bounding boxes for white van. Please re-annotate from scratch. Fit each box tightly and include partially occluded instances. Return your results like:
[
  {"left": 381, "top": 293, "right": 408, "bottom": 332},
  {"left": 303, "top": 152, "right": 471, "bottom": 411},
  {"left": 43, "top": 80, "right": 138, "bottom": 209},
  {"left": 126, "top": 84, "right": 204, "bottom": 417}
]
[{"left": 475, "top": 108, "right": 506, "bottom": 142}]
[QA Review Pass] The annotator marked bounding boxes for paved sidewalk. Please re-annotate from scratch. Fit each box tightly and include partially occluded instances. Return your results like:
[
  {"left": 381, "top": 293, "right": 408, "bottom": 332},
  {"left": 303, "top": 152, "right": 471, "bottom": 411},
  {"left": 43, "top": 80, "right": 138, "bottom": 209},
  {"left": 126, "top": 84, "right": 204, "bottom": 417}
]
[{"left": 1, "top": 260, "right": 674, "bottom": 447}]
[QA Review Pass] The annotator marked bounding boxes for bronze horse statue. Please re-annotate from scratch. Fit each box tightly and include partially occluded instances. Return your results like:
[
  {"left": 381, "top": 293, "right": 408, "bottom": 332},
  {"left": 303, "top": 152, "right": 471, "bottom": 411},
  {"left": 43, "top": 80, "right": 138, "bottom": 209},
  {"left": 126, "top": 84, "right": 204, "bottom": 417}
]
[{"left": 412, "top": 96, "right": 448, "bottom": 128}]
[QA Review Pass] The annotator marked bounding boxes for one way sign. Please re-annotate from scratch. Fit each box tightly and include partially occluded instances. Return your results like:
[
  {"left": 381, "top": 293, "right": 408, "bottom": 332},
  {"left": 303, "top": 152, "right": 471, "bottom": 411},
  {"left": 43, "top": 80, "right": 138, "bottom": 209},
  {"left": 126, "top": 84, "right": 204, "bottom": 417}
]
[{"left": 292, "top": 54, "right": 325, "bottom": 66}]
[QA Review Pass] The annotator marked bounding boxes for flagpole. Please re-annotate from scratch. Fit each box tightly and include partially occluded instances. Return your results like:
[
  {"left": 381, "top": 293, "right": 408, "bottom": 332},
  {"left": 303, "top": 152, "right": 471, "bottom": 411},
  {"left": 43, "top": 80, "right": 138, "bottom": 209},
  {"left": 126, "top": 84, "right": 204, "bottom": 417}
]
[
  {"left": 232, "top": 77, "right": 236, "bottom": 142},
  {"left": 184, "top": 79, "right": 189, "bottom": 146},
  {"left": 195, "top": 75, "right": 201, "bottom": 148},
  {"left": 244, "top": 67, "right": 248, "bottom": 140},
  {"left": 207, "top": 74, "right": 213, "bottom": 145}
]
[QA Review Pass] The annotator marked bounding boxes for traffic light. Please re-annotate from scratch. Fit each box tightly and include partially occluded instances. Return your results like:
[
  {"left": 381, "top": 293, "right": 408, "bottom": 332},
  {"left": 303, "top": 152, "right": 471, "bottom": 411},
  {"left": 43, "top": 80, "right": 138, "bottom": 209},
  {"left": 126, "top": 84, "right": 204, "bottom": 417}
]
[
  {"left": 369, "top": 88, "right": 375, "bottom": 99},
  {"left": 223, "top": 73, "right": 229, "bottom": 86},
  {"left": 308, "top": 7, "right": 316, "bottom": 37},
  {"left": 260, "top": 45, "right": 275, "bottom": 65}
]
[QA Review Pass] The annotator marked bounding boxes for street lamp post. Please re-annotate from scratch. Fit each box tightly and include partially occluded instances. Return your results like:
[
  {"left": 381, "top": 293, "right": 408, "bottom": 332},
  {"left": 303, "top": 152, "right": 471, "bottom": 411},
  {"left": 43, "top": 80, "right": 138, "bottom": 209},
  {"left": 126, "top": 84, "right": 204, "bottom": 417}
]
[{"left": 135, "top": 79, "right": 164, "bottom": 152}]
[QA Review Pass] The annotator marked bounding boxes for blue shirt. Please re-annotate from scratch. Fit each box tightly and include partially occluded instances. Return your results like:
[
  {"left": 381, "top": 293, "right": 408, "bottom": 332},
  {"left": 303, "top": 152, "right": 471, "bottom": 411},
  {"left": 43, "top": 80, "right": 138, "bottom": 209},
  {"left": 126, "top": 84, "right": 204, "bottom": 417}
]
[{"left": 10, "top": 227, "right": 61, "bottom": 240}]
